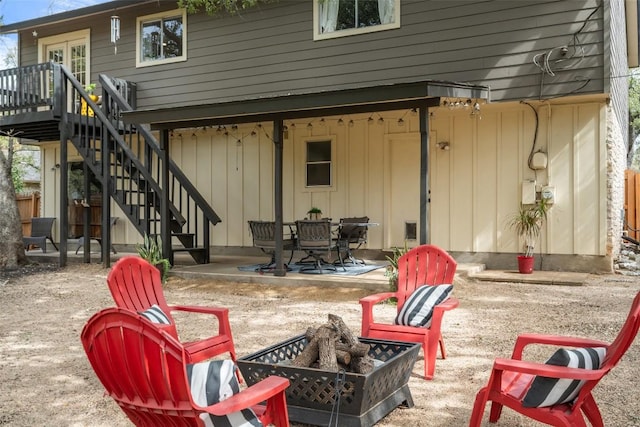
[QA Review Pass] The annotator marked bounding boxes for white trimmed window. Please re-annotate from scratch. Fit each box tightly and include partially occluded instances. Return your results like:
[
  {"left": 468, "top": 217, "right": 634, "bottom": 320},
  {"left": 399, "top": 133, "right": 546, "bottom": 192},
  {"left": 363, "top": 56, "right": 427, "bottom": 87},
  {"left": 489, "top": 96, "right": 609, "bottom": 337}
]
[
  {"left": 314, "top": 0, "right": 400, "bottom": 40},
  {"left": 306, "top": 140, "right": 333, "bottom": 187},
  {"left": 136, "top": 9, "right": 187, "bottom": 67}
]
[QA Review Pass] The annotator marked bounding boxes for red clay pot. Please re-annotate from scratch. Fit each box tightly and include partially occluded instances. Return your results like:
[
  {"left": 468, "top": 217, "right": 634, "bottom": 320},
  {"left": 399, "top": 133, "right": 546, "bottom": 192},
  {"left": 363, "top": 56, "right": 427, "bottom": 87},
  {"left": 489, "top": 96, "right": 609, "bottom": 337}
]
[{"left": 517, "top": 255, "right": 534, "bottom": 274}]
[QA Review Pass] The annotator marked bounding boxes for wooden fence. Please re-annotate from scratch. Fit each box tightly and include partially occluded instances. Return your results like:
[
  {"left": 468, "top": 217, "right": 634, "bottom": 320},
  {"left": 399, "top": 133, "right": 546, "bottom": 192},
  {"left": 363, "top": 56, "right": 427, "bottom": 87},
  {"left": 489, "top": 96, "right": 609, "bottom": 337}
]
[{"left": 16, "top": 193, "right": 40, "bottom": 236}]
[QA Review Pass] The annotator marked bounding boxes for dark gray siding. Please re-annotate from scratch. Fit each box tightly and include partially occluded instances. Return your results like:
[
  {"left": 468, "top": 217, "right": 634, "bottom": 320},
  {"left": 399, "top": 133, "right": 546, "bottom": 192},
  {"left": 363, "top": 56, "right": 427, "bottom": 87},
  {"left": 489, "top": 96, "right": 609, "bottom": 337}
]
[{"left": 17, "top": 0, "right": 607, "bottom": 109}]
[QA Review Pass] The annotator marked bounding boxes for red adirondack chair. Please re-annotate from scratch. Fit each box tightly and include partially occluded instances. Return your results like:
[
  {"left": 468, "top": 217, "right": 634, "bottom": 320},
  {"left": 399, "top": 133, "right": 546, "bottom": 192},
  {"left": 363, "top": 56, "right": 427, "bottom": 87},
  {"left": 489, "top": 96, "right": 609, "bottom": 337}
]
[
  {"left": 469, "top": 291, "right": 640, "bottom": 427},
  {"left": 81, "top": 307, "right": 290, "bottom": 426},
  {"left": 359, "top": 244, "right": 459, "bottom": 379},
  {"left": 106, "top": 256, "right": 237, "bottom": 365}
]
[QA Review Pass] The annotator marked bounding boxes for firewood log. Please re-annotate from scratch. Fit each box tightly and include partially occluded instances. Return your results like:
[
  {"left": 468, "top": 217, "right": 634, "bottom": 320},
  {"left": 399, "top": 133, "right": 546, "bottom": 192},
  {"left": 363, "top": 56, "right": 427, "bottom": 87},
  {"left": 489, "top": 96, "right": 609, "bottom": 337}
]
[
  {"left": 317, "top": 326, "right": 339, "bottom": 371},
  {"left": 351, "top": 356, "right": 374, "bottom": 374},
  {"left": 328, "top": 313, "right": 359, "bottom": 346},
  {"left": 335, "top": 349, "right": 351, "bottom": 366},
  {"left": 291, "top": 336, "right": 319, "bottom": 367}
]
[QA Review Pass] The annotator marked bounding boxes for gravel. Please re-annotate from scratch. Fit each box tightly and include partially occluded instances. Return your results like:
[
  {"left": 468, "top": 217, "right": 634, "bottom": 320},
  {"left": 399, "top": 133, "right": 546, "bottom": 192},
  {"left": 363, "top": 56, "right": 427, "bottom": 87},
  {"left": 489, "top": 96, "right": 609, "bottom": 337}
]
[{"left": 0, "top": 262, "right": 638, "bottom": 426}]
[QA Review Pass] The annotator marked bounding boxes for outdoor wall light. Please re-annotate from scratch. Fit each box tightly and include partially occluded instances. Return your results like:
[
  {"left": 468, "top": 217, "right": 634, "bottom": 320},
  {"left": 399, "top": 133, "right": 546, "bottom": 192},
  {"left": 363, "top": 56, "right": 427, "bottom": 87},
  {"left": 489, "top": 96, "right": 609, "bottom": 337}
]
[{"left": 436, "top": 141, "right": 450, "bottom": 150}]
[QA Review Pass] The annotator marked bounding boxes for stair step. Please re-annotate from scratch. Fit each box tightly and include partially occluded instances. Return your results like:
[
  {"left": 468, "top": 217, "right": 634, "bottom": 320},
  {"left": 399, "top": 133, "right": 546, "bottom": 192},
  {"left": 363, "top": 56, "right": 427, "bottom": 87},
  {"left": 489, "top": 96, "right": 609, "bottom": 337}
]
[{"left": 173, "top": 247, "right": 208, "bottom": 264}]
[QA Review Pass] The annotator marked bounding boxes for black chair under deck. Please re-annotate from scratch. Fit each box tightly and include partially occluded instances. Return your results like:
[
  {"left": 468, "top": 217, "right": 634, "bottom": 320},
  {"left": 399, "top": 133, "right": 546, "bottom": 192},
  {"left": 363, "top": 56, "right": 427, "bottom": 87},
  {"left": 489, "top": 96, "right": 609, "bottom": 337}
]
[
  {"left": 23, "top": 217, "right": 58, "bottom": 253},
  {"left": 75, "top": 217, "right": 118, "bottom": 255}
]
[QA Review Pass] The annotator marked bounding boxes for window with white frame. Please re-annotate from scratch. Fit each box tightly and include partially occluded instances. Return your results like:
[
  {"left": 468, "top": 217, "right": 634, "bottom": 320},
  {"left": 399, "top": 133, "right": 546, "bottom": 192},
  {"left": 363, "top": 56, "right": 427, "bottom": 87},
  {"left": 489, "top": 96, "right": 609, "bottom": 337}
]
[
  {"left": 314, "top": 0, "right": 400, "bottom": 40},
  {"left": 136, "top": 9, "right": 186, "bottom": 67},
  {"left": 306, "top": 140, "right": 333, "bottom": 187}
]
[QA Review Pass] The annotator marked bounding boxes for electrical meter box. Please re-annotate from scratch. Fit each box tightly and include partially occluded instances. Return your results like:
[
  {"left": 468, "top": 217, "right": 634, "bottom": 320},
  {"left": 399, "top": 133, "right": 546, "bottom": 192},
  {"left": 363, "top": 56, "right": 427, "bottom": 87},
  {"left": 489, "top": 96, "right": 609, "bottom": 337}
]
[
  {"left": 541, "top": 186, "right": 555, "bottom": 204},
  {"left": 522, "top": 181, "right": 536, "bottom": 204}
]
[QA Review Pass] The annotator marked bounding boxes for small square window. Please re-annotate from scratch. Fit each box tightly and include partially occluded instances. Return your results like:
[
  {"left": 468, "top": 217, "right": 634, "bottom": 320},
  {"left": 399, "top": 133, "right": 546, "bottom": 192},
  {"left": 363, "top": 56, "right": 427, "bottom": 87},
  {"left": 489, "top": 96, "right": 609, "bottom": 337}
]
[
  {"left": 136, "top": 9, "right": 187, "bottom": 67},
  {"left": 306, "top": 140, "right": 332, "bottom": 187}
]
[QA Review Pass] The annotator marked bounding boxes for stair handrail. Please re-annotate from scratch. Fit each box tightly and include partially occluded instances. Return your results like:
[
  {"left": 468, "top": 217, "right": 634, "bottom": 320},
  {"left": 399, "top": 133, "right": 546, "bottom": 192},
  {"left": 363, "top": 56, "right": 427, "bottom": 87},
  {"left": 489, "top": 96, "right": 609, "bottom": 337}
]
[
  {"left": 98, "top": 74, "right": 221, "bottom": 226},
  {"left": 55, "top": 65, "right": 166, "bottom": 201}
]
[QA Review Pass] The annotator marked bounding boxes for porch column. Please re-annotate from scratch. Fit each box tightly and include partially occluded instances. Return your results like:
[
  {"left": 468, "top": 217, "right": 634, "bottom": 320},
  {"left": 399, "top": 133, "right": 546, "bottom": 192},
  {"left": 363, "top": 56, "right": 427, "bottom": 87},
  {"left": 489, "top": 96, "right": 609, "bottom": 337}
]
[
  {"left": 419, "top": 102, "right": 430, "bottom": 244},
  {"left": 159, "top": 129, "right": 172, "bottom": 264},
  {"left": 273, "top": 119, "right": 286, "bottom": 277}
]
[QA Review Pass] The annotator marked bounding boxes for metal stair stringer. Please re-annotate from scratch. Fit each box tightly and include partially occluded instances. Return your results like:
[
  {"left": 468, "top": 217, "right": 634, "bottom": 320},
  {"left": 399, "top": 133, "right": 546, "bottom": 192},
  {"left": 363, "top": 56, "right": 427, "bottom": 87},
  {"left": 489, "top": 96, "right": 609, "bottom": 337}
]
[
  {"left": 99, "top": 73, "right": 222, "bottom": 264},
  {"left": 59, "top": 65, "right": 219, "bottom": 264}
]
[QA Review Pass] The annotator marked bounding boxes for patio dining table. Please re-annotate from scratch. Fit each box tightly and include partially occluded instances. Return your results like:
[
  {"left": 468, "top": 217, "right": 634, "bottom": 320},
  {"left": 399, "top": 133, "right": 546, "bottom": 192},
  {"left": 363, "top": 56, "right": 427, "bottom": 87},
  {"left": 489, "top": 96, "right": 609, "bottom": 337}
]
[{"left": 286, "top": 220, "right": 379, "bottom": 270}]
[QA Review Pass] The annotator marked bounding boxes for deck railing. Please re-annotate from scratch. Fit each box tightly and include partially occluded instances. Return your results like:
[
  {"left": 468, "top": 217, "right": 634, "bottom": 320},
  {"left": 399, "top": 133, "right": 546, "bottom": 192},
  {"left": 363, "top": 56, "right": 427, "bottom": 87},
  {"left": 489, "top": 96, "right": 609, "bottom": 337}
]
[
  {"left": 0, "top": 63, "right": 53, "bottom": 114},
  {"left": 2, "top": 62, "right": 220, "bottom": 264}
]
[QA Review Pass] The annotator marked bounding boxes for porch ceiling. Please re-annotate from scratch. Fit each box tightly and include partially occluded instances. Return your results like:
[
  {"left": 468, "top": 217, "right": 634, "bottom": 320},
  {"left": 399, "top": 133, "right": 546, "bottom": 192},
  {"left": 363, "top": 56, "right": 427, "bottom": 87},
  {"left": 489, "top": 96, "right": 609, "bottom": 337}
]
[{"left": 121, "top": 80, "right": 490, "bottom": 130}]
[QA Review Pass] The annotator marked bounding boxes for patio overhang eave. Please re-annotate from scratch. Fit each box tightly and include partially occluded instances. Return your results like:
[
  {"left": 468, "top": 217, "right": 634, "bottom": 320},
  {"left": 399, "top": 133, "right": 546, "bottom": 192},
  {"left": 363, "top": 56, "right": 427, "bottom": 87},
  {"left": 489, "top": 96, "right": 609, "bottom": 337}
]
[{"left": 121, "top": 79, "right": 490, "bottom": 130}]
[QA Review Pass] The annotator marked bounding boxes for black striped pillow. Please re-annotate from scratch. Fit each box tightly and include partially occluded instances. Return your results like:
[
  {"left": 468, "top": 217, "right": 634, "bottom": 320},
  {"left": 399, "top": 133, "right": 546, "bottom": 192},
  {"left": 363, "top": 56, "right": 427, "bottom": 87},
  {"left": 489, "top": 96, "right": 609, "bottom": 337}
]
[
  {"left": 394, "top": 284, "right": 453, "bottom": 327},
  {"left": 138, "top": 304, "right": 171, "bottom": 325},
  {"left": 522, "top": 347, "right": 607, "bottom": 408},
  {"left": 187, "top": 359, "right": 261, "bottom": 426}
]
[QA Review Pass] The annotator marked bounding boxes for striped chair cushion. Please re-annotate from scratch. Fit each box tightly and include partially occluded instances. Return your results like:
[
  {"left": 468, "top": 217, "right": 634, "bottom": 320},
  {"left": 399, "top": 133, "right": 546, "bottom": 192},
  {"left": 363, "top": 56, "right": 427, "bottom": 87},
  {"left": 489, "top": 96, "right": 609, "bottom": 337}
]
[
  {"left": 187, "top": 360, "right": 262, "bottom": 427},
  {"left": 522, "top": 347, "right": 607, "bottom": 407},
  {"left": 138, "top": 304, "right": 171, "bottom": 325},
  {"left": 394, "top": 284, "right": 453, "bottom": 327}
]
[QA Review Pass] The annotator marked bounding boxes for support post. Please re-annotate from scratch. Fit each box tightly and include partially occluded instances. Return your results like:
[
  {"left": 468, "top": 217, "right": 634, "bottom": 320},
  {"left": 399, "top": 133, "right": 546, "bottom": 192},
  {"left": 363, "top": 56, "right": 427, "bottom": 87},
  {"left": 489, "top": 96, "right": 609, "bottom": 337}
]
[
  {"left": 159, "top": 129, "right": 172, "bottom": 264},
  {"left": 273, "top": 119, "right": 286, "bottom": 276},
  {"left": 419, "top": 102, "right": 430, "bottom": 244}
]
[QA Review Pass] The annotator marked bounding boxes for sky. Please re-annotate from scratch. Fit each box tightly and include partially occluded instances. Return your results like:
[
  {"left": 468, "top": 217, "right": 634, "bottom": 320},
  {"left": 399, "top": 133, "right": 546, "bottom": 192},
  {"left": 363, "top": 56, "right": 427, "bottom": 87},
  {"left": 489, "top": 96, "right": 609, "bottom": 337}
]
[
  {"left": 0, "top": 0, "right": 109, "bottom": 68},
  {"left": 1, "top": 0, "right": 107, "bottom": 25}
]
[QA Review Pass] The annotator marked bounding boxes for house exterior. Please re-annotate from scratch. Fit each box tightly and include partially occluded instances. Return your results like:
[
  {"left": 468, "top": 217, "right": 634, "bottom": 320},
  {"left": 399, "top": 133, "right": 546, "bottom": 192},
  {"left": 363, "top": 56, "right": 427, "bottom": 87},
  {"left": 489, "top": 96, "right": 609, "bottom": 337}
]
[{"left": 0, "top": 0, "right": 636, "bottom": 273}]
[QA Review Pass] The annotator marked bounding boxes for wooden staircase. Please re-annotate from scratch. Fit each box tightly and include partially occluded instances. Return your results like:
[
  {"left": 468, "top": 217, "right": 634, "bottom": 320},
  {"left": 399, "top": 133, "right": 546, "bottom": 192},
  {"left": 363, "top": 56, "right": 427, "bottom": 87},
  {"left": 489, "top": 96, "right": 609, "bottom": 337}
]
[{"left": 0, "top": 62, "right": 221, "bottom": 264}]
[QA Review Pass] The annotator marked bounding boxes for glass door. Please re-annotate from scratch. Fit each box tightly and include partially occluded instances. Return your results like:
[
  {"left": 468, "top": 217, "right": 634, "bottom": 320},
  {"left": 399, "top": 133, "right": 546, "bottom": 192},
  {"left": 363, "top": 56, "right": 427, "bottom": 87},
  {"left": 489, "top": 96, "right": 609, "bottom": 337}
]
[{"left": 40, "top": 30, "right": 90, "bottom": 111}]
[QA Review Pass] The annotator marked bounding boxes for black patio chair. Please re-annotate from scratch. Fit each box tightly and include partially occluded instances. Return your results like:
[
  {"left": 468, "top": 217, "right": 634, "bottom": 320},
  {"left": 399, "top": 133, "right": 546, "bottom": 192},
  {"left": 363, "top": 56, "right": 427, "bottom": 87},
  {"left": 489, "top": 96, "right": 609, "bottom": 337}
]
[
  {"left": 23, "top": 217, "right": 58, "bottom": 253},
  {"left": 248, "top": 220, "right": 296, "bottom": 272},
  {"left": 336, "top": 216, "right": 370, "bottom": 265},
  {"left": 295, "top": 219, "right": 345, "bottom": 274}
]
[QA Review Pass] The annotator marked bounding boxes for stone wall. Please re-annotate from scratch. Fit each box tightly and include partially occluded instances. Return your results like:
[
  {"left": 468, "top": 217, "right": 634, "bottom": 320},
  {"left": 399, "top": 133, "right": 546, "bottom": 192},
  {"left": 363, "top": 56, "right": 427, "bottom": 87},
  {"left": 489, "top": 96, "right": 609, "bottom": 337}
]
[{"left": 607, "top": 103, "right": 626, "bottom": 268}]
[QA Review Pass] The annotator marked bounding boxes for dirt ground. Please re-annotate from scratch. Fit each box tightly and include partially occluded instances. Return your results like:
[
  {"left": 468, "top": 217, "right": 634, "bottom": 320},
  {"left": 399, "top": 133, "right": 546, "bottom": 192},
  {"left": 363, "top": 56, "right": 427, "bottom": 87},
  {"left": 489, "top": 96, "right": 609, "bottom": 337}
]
[{"left": 0, "top": 262, "right": 639, "bottom": 427}]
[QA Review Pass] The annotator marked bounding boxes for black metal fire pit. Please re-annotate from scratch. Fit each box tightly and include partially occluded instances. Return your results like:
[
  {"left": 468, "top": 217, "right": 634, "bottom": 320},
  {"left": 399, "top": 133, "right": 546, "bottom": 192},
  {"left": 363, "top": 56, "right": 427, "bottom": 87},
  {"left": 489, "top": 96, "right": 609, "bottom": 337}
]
[{"left": 237, "top": 334, "right": 420, "bottom": 427}]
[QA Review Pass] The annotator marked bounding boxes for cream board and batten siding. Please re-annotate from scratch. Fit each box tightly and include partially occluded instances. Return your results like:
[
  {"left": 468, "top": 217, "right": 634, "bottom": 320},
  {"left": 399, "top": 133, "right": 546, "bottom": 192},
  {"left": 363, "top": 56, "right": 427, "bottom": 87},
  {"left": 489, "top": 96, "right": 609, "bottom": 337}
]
[
  {"left": 429, "top": 99, "right": 608, "bottom": 257},
  {"left": 40, "top": 100, "right": 610, "bottom": 258}
]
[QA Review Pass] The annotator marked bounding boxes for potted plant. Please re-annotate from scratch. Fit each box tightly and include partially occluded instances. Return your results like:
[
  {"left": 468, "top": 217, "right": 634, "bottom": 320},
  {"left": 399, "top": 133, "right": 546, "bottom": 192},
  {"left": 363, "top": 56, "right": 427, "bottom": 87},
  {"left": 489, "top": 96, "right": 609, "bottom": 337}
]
[
  {"left": 508, "top": 198, "right": 550, "bottom": 273},
  {"left": 136, "top": 233, "right": 171, "bottom": 283},
  {"left": 85, "top": 83, "right": 99, "bottom": 102},
  {"left": 307, "top": 207, "right": 322, "bottom": 220},
  {"left": 81, "top": 83, "right": 99, "bottom": 116},
  {"left": 385, "top": 242, "right": 409, "bottom": 293}
]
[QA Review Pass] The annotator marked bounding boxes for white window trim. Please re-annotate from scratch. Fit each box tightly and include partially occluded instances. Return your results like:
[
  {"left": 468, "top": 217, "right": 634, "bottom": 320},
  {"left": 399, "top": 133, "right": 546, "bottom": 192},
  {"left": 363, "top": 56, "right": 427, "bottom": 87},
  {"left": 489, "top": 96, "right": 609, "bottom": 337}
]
[
  {"left": 38, "top": 29, "right": 91, "bottom": 71},
  {"left": 136, "top": 8, "right": 187, "bottom": 68},
  {"left": 313, "top": 0, "right": 400, "bottom": 41},
  {"left": 304, "top": 137, "right": 336, "bottom": 190}
]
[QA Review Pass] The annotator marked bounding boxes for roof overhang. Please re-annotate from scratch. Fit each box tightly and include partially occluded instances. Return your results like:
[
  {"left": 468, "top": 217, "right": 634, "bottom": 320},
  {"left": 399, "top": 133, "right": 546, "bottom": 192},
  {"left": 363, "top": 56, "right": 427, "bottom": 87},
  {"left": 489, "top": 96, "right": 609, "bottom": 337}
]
[
  {"left": 0, "top": 0, "right": 156, "bottom": 33},
  {"left": 122, "top": 80, "right": 491, "bottom": 130}
]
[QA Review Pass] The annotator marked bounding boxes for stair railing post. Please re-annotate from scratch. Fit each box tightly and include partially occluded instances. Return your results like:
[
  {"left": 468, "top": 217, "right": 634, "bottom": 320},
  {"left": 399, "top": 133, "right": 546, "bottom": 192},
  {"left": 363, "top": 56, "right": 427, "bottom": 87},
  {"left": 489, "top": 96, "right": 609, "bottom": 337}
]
[
  {"left": 57, "top": 66, "right": 69, "bottom": 267},
  {"left": 101, "top": 87, "right": 113, "bottom": 267}
]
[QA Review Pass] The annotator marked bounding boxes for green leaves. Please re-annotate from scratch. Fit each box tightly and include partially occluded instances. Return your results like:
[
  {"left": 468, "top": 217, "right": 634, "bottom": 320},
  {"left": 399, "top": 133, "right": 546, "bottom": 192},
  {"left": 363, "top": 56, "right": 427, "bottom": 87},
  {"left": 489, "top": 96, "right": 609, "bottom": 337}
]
[
  {"left": 508, "top": 199, "right": 550, "bottom": 257},
  {"left": 178, "top": 0, "right": 275, "bottom": 16},
  {"left": 136, "top": 234, "right": 171, "bottom": 283}
]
